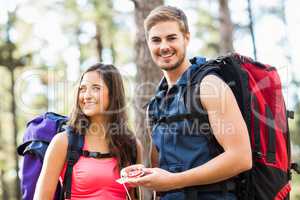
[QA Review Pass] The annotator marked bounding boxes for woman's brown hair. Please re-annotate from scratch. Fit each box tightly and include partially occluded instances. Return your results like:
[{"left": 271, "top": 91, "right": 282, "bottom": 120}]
[{"left": 68, "top": 63, "right": 136, "bottom": 169}]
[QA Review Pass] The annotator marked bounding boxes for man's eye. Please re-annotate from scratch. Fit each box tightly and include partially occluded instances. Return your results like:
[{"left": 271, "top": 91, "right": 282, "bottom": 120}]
[
  {"left": 151, "top": 38, "right": 160, "bottom": 43},
  {"left": 168, "top": 37, "right": 176, "bottom": 41}
]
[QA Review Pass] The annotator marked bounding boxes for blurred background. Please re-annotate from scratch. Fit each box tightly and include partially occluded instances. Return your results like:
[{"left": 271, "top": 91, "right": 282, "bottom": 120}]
[{"left": 0, "top": 0, "right": 299, "bottom": 199}]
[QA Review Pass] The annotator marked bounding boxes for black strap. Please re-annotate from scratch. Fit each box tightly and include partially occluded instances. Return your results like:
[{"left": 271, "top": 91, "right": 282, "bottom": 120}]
[
  {"left": 291, "top": 163, "right": 300, "bottom": 174},
  {"left": 285, "top": 103, "right": 293, "bottom": 180},
  {"left": 81, "top": 150, "right": 112, "bottom": 159},
  {"left": 62, "top": 128, "right": 84, "bottom": 199},
  {"left": 252, "top": 96, "right": 262, "bottom": 159},
  {"left": 190, "top": 64, "right": 220, "bottom": 85},
  {"left": 265, "top": 106, "right": 276, "bottom": 163},
  {"left": 287, "top": 110, "right": 294, "bottom": 119},
  {"left": 63, "top": 151, "right": 77, "bottom": 199},
  {"left": 147, "top": 62, "right": 217, "bottom": 127},
  {"left": 157, "top": 112, "right": 208, "bottom": 124}
]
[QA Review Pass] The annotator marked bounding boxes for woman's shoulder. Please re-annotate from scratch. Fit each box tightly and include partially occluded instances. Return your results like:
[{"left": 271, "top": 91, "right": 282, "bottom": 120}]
[
  {"left": 48, "top": 131, "right": 69, "bottom": 152},
  {"left": 42, "top": 131, "right": 69, "bottom": 169}
]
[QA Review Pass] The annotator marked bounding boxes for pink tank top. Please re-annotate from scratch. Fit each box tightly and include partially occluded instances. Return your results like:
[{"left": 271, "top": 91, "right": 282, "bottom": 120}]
[{"left": 60, "top": 141, "right": 127, "bottom": 200}]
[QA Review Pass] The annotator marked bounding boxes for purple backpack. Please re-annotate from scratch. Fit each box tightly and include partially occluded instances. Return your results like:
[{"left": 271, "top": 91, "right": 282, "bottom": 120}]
[{"left": 17, "top": 112, "right": 84, "bottom": 200}]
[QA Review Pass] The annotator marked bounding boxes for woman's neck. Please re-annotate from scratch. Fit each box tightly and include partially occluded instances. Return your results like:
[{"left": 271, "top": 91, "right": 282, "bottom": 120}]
[{"left": 86, "top": 115, "right": 109, "bottom": 138}]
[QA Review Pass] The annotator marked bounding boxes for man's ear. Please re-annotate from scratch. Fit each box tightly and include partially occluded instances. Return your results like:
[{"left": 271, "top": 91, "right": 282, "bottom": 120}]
[
  {"left": 145, "top": 33, "right": 150, "bottom": 45},
  {"left": 184, "top": 32, "right": 190, "bottom": 44}
]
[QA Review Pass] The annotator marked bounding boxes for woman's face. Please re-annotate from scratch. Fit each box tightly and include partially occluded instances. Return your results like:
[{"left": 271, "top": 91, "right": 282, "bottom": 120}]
[{"left": 78, "top": 71, "right": 110, "bottom": 118}]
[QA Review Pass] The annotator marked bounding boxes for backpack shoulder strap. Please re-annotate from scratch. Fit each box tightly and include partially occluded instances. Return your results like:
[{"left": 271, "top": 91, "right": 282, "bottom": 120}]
[
  {"left": 145, "top": 96, "right": 159, "bottom": 132},
  {"left": 61, "top": 127, "right": 84, "bottom": 199},
  {"left": 184, "top": 58, "right": 220, "bottom": 119},
  {"left": 148, "top": 59, "right": 221, "bottom": 125},
  {"left": 131, "top": 138, "right": 138, "bottom": 165}
]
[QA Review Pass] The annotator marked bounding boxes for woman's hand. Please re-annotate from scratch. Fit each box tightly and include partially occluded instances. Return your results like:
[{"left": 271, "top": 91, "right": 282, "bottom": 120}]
[{"left": 126, "top": 167, "right": 179, "bottom": 192}]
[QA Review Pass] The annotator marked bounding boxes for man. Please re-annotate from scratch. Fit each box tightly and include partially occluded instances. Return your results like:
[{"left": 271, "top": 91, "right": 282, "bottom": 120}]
[{"left": 127, "top": 5, "right": 252, "bottom": 200}]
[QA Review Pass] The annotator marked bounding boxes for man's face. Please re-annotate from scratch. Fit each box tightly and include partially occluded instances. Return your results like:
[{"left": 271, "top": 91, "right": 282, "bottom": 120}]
[{"left": 147, "top": 21, "right": 190, "bottom": 71}]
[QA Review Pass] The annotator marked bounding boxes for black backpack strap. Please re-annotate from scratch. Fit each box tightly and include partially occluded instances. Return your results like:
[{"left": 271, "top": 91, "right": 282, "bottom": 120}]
[
  {"left": 187, "top": 58, "right": 239, "bottom": 195},
  {"left": 291, "top": 163, "right": 300, "bottom": 174},
  {"left": 154, "top": 62, "right": 220, "bottom": 125},
  {"left": 61, "top": 128, "right": 84, "bottom": 199},
  {"left": 131, "top": 139, "right": 137, "bottom": 165},
  {"left": 252, "top": 95, "right": 262, "bottom": 159},
  {"left": 146, "top": 97, "right": 159, "bottom": 132},
  {"left": 81, "top": 150, "right": 112, "bottom": 159},
  {"left": 186, "top": 58, "right": 221, "bottom": 114},
  {"left": 155, "top": 112, "right": 208, "bottom": 124},
  {"left": 265, "top": 106, "right": 276, "bottom": 163},
  {"left": 286, "top": 110, "right": 294, "bottom": 119}
]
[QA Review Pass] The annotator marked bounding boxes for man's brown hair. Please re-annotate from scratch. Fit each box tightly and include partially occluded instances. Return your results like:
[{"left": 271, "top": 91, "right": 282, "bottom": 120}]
[{"left": 144, "top": 5, "right": 189, "bottom": 37}]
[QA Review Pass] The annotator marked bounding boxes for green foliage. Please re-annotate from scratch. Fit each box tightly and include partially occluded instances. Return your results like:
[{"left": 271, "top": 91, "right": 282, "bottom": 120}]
[
  {"left": 194, "top": 7, "right": 220, "bottom": 57},
  {"left": 292, "top": 172, "right": 300, "bottom": 200},
  {"left": 63, "top": 0, "right": 118, "bottom": 63},
  {"left": 0, "top": 68, "right": 11, "bottom": 112},
  {"left": 291, "top": 102, "right": 300, "bottom": 147},
  {"left": 30, "top": 94, "right": 48, "bottom": 111}
]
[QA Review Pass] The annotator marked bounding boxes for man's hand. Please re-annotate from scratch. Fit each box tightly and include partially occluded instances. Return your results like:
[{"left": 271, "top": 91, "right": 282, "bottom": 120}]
[{"left": 127, "top": 167, "right": 179, "bottom": 191}]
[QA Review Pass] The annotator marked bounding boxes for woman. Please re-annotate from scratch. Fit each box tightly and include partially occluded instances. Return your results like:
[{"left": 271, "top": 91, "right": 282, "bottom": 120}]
[{"left": 34, "top": 64, "right": 143, "bottom": 200}]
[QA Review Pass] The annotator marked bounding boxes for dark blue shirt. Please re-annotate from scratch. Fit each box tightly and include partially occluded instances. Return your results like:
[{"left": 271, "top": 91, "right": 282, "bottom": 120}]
[{"left": 148, "top": 57, "right": 237, "bottom": 200}]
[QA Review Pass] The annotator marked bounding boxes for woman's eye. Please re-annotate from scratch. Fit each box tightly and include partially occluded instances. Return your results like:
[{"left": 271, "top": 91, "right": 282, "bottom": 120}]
[
  {"left": 79, "top": 87, "right": 86, "bottom": 92},
  {"left": 92, "top": 87, "right": 101, "bottom": 91}
]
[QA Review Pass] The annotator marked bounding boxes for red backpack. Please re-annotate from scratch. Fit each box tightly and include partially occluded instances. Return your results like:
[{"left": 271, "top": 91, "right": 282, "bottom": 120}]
[{"left": 190, "top": 53, "right": 299, "bottom": 200}]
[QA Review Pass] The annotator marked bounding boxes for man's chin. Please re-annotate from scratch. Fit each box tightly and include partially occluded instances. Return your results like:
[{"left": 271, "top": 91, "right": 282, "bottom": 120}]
[{"left": 159, "top": 63, "right": 180, "bottom": 71}]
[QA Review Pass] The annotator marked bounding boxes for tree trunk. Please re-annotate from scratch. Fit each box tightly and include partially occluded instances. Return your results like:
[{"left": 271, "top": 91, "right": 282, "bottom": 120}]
[
  {"left": 279, "top": 0, "right": 292, "bottom": 64},
  {"left": 95, "top": 24, "right": 103, "bottom": 62},
  {"left": 133, "top": 1, "right": 163, "bottom": 199},
  {"left": 9, "top": 68, "right": 21, "bottom": 199},
  {"left": 247, "top": 0, "right": 257, "bottom": 60},
  {"left": 0, "top": 169, "right": 9, "bottom": 200},
  {"left": 218, "top": 0, "right": 234, "bottom": 54},
  {"left": 133, "top": 0, "right": 163, "bottom": 163},
  {"left": 110, "top": 42, "right": 116, "bottom": 65},
  {"left": 1, "top": 10, "right": 23, "bottom": 200},
  {"left": 0, "top": 117, "right": 9, "bottom": 200}
]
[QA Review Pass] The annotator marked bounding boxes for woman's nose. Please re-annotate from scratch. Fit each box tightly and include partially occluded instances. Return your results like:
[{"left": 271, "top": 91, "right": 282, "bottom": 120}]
[{"left": 83, "top": 89, "right": 92, "bottom": 99}]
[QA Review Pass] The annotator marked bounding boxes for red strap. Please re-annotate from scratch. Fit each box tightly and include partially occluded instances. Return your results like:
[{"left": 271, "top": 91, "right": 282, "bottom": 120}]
[{"left": 274, "top": 182, "right": 291, "bottom": 200}]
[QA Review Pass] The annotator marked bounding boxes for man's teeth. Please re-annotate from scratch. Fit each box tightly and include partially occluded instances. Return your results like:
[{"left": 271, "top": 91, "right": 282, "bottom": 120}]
[{"left": 161, "top": 53, "right": 173, "bottom": 58}]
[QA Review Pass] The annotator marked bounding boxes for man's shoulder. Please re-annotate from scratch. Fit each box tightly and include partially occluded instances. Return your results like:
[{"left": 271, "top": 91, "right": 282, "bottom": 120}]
[
  {"left": 200, "top": 74, "right": 226, "bottom": 93},
  {"left": 199, "top": 74, "right": 230, "bottom": 110}
]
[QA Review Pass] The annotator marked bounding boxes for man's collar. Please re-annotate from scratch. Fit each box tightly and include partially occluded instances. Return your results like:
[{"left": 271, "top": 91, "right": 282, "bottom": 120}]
[{"left": 155, "top": 56, "right": 207, "bottom": 94}]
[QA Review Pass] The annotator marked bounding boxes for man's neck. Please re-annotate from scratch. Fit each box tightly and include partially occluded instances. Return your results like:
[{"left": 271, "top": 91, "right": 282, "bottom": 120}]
[{"left": 164, "top": 58, "right": 190, "bottom": 87}]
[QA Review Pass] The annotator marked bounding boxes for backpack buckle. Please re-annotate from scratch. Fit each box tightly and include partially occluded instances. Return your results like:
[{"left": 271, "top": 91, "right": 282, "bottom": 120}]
[
  {"left": 157, "top": 116, "right": 167, "bottom": 123},
  {"left": 253, "top": 151, "right": 263, "bottom": 159},
  {"left": 88, "top": 152, "right": 99, "bottom": 158},
  {"left": 287, "top": 110, "right": 294, "bottom": 119},
  {"left": 291, "top": 163, "right": 300, "bottom": 174}
]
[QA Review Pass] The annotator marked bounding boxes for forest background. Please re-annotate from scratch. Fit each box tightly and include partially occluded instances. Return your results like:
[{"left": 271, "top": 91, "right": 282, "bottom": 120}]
[{"left": 0, "top": 0, "right": 299, "bottom": 199}]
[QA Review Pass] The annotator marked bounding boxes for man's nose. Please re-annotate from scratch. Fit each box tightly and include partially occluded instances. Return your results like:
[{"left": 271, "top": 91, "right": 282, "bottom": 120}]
[{"left": 160, "top": 40, "right": 170, "bottom": 51}]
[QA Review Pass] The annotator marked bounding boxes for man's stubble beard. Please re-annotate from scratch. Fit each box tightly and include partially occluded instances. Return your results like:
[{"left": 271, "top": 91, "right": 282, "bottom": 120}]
[{"left": 159, "top": 50, "right": 186, "bottom": 72}]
